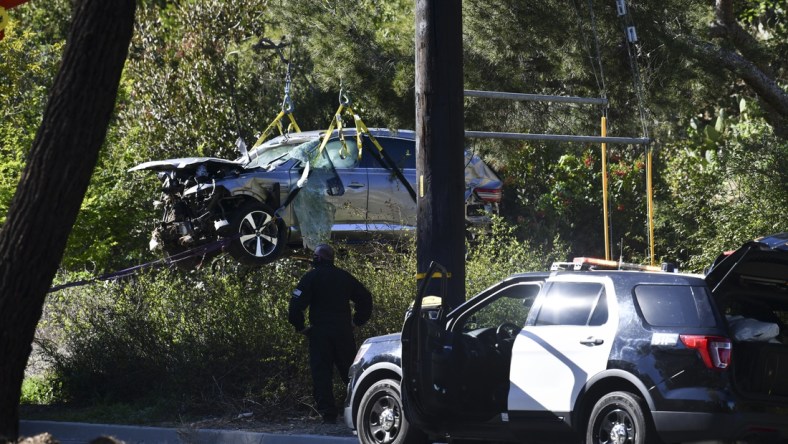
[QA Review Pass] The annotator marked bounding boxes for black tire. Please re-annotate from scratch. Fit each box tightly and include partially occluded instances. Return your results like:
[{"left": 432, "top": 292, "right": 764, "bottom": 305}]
[
  {"left": 586, "top": 391, "right": 648, "bottom": 444},
  {"left": 226, "top": 201, "right": 286, "bottom": 266},
  {"left": 357, "top": 378, "right": 428, "bottom": 444}
]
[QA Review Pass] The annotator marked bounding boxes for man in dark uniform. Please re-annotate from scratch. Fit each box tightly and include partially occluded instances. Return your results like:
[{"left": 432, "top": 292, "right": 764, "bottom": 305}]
[{"left": 288, "top": 243, "right": 373, "bottom": 423}]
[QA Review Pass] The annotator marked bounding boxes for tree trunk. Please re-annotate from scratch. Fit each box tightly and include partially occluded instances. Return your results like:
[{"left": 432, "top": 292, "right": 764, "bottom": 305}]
[{"left": 0, "top": 0, "right": 135, "bottom": 439}]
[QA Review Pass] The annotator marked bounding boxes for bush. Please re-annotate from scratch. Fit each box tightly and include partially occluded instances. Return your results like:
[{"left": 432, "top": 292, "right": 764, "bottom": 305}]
[
  {"left": 20, "top": 375, "right": 60, "bottom": 405},
  {"left": 36, "top": 218, "right": 560, "bottom": 421},
  {"left": 41, "top": 262, "right": 310, "bottom": 418}
]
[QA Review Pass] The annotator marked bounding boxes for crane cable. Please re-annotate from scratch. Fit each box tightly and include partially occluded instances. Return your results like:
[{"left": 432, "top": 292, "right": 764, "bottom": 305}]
[
  {"left": 570, "top": 0, "right": 609, "bottom": 105},
  {"left": 252, "top": 43, "right": 302, "bottom": 148},
  {"left": 616, "top": 0, "right": 649, "bottom": 141},
  {"left": 571, "top": 0, "right": 614, "bottom": 259},
  {"left": 616, "top": 0, "right": 656, "bottom": 265}
]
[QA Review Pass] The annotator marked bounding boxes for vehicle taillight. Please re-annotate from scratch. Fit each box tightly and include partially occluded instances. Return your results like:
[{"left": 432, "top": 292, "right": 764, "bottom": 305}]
[
  {"left": 475, "top": 187, "right": 502, "bottom": 203},
  {"left": 680, "top": 335, "right": 732, "bottom": 370}
]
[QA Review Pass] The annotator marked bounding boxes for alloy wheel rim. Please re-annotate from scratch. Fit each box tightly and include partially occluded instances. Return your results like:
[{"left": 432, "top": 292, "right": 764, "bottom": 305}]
[{"left": 238, "top": 210, "right": 278, "bottom": 257}]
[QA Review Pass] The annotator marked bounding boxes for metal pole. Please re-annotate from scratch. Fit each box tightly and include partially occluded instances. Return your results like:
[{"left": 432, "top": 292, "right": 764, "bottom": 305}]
[
  {"left": 465, "top": 89, "right": 608, "bottom": 106},
  {"left": 466, "top": 131, "right": 649, "bottom": 145},
  {"left": 601, "top": 116, "right": 610, "bottom": 260},
  {"left": 647, "top": 147, "right": 655, "bottom": 266}
]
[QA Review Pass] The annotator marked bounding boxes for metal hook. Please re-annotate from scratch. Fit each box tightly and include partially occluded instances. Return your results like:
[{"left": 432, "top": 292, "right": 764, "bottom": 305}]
[
  {"left": 282, "top": 94, "right": 294, "bottom": 113},
  {"left": 281, "top": 61, "right": 294, "bottom": 112},
  {"left": 339, "top": 82, "right": 352, "bottom": 106}
]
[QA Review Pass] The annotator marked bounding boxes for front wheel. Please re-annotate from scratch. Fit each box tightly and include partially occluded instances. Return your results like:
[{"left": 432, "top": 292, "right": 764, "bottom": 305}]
[
  {"left": 226, "top": 201, "right": 286, "bottom": 266},
  {"left": 586, "top": 391, "right": 648, "bottom": 444},
  {"left": 357, "top": 379, "right": 428, "bottom": 444}
]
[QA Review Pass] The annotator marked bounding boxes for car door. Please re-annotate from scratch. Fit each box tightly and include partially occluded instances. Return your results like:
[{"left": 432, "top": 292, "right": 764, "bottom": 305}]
[
  {"left": 507, "top": 275, "right": 618, "bottom": 421},
  {"left": 321, "top": 138, "right": 369, "bottom": 234},
  {"left": 289, "top": 137, "right": 369, "bottom": 238},
  {"left": 402, "top": 264, "right": 547, "bottom": 435},
  {"left": 361, "top": 135, "right": 417, "bottom": 233},
  {"left": 401, "top": 263, "right": 455, "bottom": 429}
]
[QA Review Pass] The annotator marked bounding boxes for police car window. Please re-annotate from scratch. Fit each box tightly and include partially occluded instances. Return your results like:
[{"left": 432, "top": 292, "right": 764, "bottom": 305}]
[
  {"left": 360, "top": 136, "right": 415, "bottom": 169},
  {"left": 634, "top": 285, "right": 716, "bottom": 327},
  {"left": 535, "top": 282, "right": 606, "bottom": 326},
  {"left": 324, "top": 139, "right": 359, "bottom": 169},
  {"left": 459, "top": 283, "right": 540, "bottom": 332}
]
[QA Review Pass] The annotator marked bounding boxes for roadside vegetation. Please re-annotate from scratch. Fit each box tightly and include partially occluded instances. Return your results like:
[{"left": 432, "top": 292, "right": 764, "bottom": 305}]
[
  {"left": 23, "top": 220, "right": 562, "bottom": 424},
  {"left": 2, "top": 0, "right": 786, "bottom": 425}
]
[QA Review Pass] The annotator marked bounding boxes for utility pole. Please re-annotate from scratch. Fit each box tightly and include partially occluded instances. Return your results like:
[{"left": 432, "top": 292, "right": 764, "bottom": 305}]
[{"left": 415, "top": 0, "right": 465, "bottom": 309}]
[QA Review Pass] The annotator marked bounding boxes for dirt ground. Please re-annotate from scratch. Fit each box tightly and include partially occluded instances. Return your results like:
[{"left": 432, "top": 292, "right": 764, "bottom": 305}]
[{"left": 182, "top": 414, "right": 355, "bottom": 437}]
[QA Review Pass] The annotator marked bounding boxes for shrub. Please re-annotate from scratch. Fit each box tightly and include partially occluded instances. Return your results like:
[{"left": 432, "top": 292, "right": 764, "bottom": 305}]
[{"left": 36, "top": 217, "right": 560, "bottom": 421}]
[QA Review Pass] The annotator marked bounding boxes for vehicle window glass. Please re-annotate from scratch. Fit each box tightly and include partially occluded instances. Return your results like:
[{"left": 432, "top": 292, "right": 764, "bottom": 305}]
[
  {"left": 535, "top": 282, "right": 606, "bottom": 326},
  {"left": 246, "top": 145, "right": 297, "bottom": 169},
  {"left": 634, "top": 285, "right": 716, "bottom": 327},
  {"left": 360, "top": 136, "right": 415, "bottom": 169},
  {"left": 460, "top": 283, "right": 540, "bottom": 332},
  {"left": 588, "top": 293, "right": 609, "bottom": 326},
  {"left": 324, "top": 139, "right": 359, "bottom": 169}
]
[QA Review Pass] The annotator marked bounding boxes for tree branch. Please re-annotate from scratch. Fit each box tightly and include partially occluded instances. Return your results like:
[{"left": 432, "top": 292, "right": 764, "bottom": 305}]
[
  {"left": 712, "top": 0, "right": 773, "bottom": 75},
  {"left": 674, "top": 31, "right": 788, "bottom": 137}
]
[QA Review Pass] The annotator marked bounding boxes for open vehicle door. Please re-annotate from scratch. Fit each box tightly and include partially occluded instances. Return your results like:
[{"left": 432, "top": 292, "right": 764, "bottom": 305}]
[
  {"left": 401, "top": 262, "right": 456, "bottom": 428},
  {"left": 705, "top": 232, "right": 788, "bottom": 296}
]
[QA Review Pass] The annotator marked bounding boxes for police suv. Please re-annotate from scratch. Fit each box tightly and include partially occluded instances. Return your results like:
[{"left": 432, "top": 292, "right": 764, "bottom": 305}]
[{"left": 344, "top": 233, "right": 788, "bottom": 444}]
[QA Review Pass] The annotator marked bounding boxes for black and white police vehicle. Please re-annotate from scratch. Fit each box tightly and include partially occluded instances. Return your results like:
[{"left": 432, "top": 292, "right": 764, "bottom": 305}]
[{"left": 344, "top": 233, "right": 788, "bottom": 444}]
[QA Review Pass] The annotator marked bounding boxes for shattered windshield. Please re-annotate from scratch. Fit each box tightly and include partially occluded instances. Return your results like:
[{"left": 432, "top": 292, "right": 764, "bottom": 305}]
[{"left": 245, "top": 145, "right": 299, "bottom": 169}]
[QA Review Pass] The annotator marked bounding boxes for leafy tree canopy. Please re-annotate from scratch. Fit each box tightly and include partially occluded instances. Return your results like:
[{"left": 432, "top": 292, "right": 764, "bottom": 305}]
[{"left": 0, "top": 0, "right": 785, "bottom": 272}]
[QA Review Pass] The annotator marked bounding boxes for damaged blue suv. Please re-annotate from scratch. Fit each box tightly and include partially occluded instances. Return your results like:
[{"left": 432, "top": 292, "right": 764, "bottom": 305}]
[{"left": 130, "top": 129, "right": 502, "bottom": 267}]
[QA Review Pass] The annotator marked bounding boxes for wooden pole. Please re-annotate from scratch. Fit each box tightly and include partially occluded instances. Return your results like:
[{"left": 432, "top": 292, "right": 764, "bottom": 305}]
[{"left": 415, "top": 0, "right": 465, "bottom": 309}]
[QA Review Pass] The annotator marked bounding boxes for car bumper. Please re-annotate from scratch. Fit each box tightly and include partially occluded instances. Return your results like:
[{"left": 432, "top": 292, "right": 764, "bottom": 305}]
[
  {"left": 653, "top": 411, "right": 788, "bottom": 442},
  {"left": 343, "top": 405, "right": 354, "bottom": 430}
]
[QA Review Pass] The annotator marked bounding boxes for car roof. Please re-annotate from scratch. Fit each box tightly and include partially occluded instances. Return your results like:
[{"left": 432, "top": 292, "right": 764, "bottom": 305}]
[{"left": 258, "top": 128, "right": 416, "bottom": 149}]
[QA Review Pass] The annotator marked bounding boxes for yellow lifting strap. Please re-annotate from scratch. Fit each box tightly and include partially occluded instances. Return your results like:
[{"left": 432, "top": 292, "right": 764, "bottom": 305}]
[
  {"left": 317, "top": 103, "right": 387, "bottom": 163},
  {"left": 252, "top": 109, "right": 301, "bottom": 148},
  {"left": 252, "top": 76, "right": 301, "bottom": 148},
  {"left": 316, "top": 89, "right": 418, "bottom": 203}
]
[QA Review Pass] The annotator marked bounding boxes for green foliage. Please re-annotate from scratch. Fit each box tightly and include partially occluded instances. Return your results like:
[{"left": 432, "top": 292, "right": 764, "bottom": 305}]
[
  {"left": 42, "top": 263, "right": 308, "bottom": 416},
  {"left": 0, "top": 27, "right": 64, "bottom": 223},
  {"left": 20, "top": 374, "right": 61, "bottom": 405},
  {"left": 659, "top": 110, "right": 788, "bottom": 271},
  {"left": 466, "top": 215, "right": 569, "bottom": 295},
  {"left": 37, "top": 219, "right": 559, "bottom": 419},
  {"left": 7, "top": 0, "right": 788, "bottom": 422}
]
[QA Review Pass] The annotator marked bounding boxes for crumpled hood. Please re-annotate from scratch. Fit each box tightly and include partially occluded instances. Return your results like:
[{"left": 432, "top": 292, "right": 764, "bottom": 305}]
[{"left": 129, "top": 157, "right": 244, "bottom": 172}]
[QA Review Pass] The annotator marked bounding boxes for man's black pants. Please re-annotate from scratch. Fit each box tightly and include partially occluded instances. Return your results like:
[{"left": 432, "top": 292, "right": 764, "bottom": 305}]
[{"left": 308, "top": 326, "right": 356, "bottom": 420}]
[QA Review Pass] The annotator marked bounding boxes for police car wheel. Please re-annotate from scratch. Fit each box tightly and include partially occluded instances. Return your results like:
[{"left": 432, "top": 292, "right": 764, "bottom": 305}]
[
  {"left": 586, "top": 391, "right": 647, "bottom": 444},
  {"left": 357, "top": 379, "right": 427, "bottom": 444}
]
